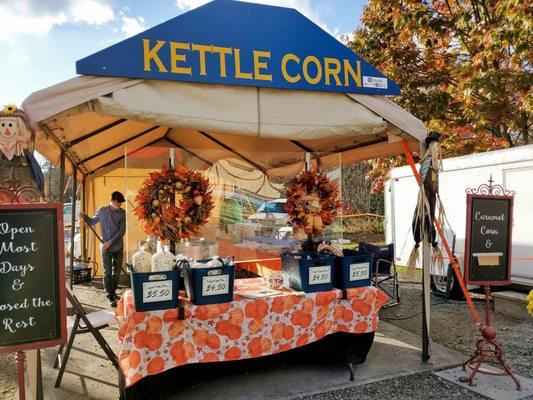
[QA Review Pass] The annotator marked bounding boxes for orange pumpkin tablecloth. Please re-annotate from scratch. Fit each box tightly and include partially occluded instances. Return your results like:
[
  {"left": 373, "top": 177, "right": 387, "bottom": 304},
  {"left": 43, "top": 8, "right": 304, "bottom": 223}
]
[{"left": 116, "top": 278, "right": 388, "bottom": 388}]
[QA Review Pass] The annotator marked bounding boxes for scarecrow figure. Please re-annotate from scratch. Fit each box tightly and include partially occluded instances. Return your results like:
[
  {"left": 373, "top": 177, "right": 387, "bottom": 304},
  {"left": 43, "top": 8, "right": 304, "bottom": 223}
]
[
  {"left": 407, "top": 131, "right": 443, "bottom": 273},
  {"left": 0, "top": 104, "right": 44, "bottom": 191}
]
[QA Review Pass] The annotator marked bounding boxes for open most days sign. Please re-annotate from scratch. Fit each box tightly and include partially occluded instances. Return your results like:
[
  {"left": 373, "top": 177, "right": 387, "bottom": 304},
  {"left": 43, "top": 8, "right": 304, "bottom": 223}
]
[{"left": 0, "top": 203, "right": 66, "bottom": 353}]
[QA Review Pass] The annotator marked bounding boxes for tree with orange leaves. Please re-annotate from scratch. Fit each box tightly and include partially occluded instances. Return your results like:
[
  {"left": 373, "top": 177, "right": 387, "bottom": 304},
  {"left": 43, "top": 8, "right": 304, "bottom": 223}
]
[{"left": 348, "top": 0, "right": 531, "bottom": 193}]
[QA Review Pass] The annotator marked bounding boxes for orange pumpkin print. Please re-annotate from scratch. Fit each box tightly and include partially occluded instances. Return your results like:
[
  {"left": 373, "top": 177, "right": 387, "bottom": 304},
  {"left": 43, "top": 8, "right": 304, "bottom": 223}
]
[
  {"left": 195, "top": 304, "right": 222, "bottom": 320},
  {"left": 371, "top": 315, "right": 378, "bottom": 330},
  {"left": 147, "top": 357, "right": 165, "bottom": 375},
  {"left": 271, "top": 323, "right": 284, "bottom": 340},
  {"left": 296, "top": 333, "right": 309, "bottom": 347},
  {"left": 316, "top": 291, "right": 337, "bottom": 307},
  {"left": 170, "top": 341, "right": 195, "bottom": 365},
  {"left": 314, "top": 321, "right": 331, "bottom": 339},
  {"left": 276, "top": 343, "right": 292, "bottom": 353},
  {"left": 291, "top": 310, "right": 312, "bottom": 328},
  {"left": 216, "top": 320, "right": 231, "bottom": 335},
  {"left": 227, "top": 324, "right": 242, "bottom": 340},
  {"left": 354, "top": 321, "right": 368, "bottom": 333},
  {"left": 283, "top": 325, "right": 295, "bottom": 340},
  {"left": 229, "top": 308, "right": 244, "bottom": 326},
  {"left": 206, "top": 334, "right": 220, "bottom": 349},
  {"left": 342, "top": 309, "right": 354, "bottom": 323},
  {"left": 133, "top": 330, "right": 148, "bottom": 349},
  {"left": 128, "top": 350, "right": 141, "bottom": 370},
  {"left": 363, "top": 290, "right": 376, "bottom": 304},
  {"left": 224, "top": 346, "right": 241, "bottom": 360},
  {"left": 245, "top": 300, "right": 269, "bottom": 320},
  {"left": 218, "top": 302, "right": 231, "bottom": 314},
  {"left": 301, "top": 298, "right": 314, "bottom": 314},
  {"left": 376, "top": 290, "right": 389, "bottom": 307},
  {"left": 130, "top": 372, "right": 144, "bottom": 386},
  {"left": 119, "top": 350, "right": 130, "bottom": 371},
  {"left": 317, "top": 306, "right": 328, "bottom": 320},
  {"left": 200, "top": 352, "right": 219, "bottom": 363},
  {"left": 248, "top": 337, "right": 271, "bottom": 357},
  {"left": 146, "top": 316, "right": 163, "bottom": 334},
  {"left": 163, "top": 309, "right": 179, "bottom": 322},
  {"left": 271, "top": 297, "right": 285, "bottom": 314},
  {"left": 168, "top": 320, "right": 185, "bottom": 338},
  {"left": 192, "top": 328, "right": 208, "bottom": 346},
  {"left": 145, "top": 332, "right": 163, "bottom": 351},
  {"left": 248, "top": 318, "right": 264, "bottom": 334},
  {"left": 133, "top": 312, "right": 148, "bottom": 324},
  {"left": 351, "top": 300, "right": 371, "bottom": 317},
  {"left": 334, "top": 304, "right": 344, "bottom": 320}
]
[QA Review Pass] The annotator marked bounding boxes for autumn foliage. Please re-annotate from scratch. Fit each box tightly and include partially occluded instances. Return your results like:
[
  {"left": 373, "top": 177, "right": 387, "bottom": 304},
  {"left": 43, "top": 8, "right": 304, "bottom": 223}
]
[{"left": 348, "top": 0, "right": 532, "bottom": 192}]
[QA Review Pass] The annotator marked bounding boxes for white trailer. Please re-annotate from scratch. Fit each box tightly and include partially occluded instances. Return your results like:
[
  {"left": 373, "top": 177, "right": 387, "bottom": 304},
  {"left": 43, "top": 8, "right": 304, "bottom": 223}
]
[{"left": 385, "top": 144, "right": 533, "bottom": 294}]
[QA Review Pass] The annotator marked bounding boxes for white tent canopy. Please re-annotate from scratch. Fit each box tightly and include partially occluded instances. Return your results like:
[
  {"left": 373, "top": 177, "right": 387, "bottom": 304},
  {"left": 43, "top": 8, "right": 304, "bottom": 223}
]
[{"left": 22, "top": 75, "right": 426, "bottom": 180}]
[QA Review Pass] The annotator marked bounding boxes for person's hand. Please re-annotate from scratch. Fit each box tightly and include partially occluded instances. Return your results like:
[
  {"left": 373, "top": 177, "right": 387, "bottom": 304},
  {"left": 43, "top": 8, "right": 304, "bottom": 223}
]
[
  {"left": 79, "top": 211, "right": 85, "bottom": 218},
  {"left": 103, "top": 242, "right": 111, "bottom": 250}
]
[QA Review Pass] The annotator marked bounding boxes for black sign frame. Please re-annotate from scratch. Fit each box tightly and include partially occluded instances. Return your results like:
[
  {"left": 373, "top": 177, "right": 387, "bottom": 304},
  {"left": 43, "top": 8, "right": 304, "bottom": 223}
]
[
  {"left": 464, "top": 194, "right": 513, "bottom": 285},
  {"left": 0, "top": 203, "right": 67, "bottom": 353}
]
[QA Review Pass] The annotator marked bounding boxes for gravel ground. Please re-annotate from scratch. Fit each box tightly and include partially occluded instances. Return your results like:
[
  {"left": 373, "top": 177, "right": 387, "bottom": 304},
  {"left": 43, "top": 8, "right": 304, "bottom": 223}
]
[
  {"left": 0, "top": 353, "right": 17, "bottom": 399},
  {"left": 298, "top": 372, "right": 487, "bottom": 400}
]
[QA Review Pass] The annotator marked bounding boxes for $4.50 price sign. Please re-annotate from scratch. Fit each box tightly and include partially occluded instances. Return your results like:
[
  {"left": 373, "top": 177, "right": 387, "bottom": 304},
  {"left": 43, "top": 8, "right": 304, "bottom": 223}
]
[
  {"left": 309, "top": 265, "right": 331, "bottom": 285},
  {"left": 202, "top": 275, "right": 230, "bottom": 296},
  {"left": 142, "top": 280, "right": 173, "bottom": 303},
  {"left": 349, "top": 263, "right": 370, "bottom": 281}
]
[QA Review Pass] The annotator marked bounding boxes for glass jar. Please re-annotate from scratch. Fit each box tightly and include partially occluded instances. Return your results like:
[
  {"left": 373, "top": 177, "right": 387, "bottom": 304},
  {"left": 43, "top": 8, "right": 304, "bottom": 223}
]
[
  {"left": 266, "top": 271, "right": 284, "bottom": 289},
  {"left": 151, "top": 241, "right": 174, "bottom": 272},
  {"left": 131, "top": 241, "right": 152, "bottom": 273}
]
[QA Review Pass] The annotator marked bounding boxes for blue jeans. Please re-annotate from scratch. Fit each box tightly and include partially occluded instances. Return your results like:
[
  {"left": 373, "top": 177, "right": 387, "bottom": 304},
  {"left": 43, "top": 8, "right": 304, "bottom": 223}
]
[{"left": 102, "top": 248, "right": 123, "bottom": 299}]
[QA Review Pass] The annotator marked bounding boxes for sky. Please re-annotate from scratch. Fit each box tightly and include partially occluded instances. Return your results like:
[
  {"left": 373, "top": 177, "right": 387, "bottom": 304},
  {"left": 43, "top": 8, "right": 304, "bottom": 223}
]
[{"left": 0, "top": 0, "right": 366, "bottom": 107}]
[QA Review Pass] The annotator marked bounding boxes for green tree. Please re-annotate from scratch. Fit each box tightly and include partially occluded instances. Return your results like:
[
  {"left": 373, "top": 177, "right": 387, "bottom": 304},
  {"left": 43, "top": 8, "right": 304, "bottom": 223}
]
[{"left": 349, "top": 0, "right": 532, "bottom": 192}]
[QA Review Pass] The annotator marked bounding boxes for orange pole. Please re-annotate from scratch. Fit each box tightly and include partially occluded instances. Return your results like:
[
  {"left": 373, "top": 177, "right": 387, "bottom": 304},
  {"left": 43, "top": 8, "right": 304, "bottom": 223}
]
[{"left": 400, "top": 140, "right": 481, "bottom": 327}]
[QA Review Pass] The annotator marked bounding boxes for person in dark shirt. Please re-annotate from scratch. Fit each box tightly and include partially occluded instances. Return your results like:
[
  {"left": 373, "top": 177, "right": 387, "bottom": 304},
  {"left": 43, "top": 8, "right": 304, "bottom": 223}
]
[{"left": 81, "top": 191, "right": 126, "bottom": 307}]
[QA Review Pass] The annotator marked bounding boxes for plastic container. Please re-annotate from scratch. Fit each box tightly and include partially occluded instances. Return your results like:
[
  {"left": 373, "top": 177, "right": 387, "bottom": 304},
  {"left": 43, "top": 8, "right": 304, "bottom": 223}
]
[
  {"left": 333, "top": 249, "right": 373, "bottom": 289},
  {"left": 128, "top": 264, "right": 180, "bottom": 311},
  {"left": 281, "top": 252, "right": 334, "bottom": 293},
  {"left": 182, "top": 258, "right": 235, "bottom": 305}
]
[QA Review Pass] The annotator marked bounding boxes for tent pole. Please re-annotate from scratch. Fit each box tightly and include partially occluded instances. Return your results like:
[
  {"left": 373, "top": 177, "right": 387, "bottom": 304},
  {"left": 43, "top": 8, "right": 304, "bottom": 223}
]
[
  {"left": 59, "top": 150, "right": 66, "bottom": 203},
  {"left": 69, "top": 165, "right": 78, "bottom": 290},
  {"left": 81, "top": 176, "right": 87, "bottom": 260}
]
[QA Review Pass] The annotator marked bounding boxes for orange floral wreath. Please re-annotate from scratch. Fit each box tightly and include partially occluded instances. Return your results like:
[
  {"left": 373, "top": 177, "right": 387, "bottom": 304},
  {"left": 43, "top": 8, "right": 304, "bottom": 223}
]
[
  {"left": 134, "top": 165, "right": 214, "bottom": 242},
  {"left": 285, "top": 170, "right": 341, "bottom": 236}
]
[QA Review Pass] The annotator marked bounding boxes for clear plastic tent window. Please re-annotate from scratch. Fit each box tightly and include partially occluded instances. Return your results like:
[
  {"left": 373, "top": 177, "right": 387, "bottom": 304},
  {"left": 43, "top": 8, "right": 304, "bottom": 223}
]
[{"left": 124, "top": 146, "right": 342, "bottom": 273}]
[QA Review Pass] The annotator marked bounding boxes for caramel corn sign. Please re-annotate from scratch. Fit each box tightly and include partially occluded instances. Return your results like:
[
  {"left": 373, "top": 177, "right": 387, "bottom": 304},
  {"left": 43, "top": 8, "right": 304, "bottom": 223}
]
[{"left": 77, "top": 1, "right": 399, "bottom": 95}]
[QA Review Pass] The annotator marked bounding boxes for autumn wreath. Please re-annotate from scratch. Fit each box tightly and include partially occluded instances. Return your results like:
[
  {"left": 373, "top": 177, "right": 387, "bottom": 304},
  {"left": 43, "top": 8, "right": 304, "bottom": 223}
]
[
  {"left": 285, "top": 170, "right": 341, "bottom": 236},
  {"left": 134, "top": 165, "right": 214, "bottom": 242}
]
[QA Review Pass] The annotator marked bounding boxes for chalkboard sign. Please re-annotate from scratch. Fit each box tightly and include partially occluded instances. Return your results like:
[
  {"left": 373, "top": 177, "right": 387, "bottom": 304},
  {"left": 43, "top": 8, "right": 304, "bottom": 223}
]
[
  {"left": 464, "top": 195, "right": 513, "bottom": 285},
  {"left": 0, "top": 203, "right": 67, "bottom": 353}
]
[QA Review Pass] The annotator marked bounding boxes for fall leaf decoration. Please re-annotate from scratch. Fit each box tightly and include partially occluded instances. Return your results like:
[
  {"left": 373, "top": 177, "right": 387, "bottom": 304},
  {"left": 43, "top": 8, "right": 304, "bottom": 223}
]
[
  {"left": 134, "top": 165, "right": 214, "bottom": 242},
  {"left": 285, "top": 170, "right": 341, "bottom": 236}
]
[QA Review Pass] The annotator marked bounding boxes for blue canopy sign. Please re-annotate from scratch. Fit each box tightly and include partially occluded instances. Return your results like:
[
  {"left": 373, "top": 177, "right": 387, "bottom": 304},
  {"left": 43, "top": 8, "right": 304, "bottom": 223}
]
[{"left": 76, "top": 0, "right": 400, "bottom": 96}]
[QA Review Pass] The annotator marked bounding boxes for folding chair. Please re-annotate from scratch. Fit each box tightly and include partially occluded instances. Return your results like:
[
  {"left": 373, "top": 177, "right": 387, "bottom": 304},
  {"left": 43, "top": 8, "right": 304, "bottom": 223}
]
[
  {"left": 54, "top": 287, "right": 126, "bottom": 399},
  {"left": 359, "top": 242, "right": 400, "bottom": 308}
]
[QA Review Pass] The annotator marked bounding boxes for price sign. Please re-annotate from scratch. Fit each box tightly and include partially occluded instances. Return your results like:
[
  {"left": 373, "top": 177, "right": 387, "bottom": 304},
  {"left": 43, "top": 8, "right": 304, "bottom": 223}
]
[
  {"left": 202, "top": 275, "right": 230, "bottom": 296},
  {"left": 142, "top": 280, "right": 173, "bottom": 303},
  {"left": 309, "top": 265, "right": 331, "bottom": 285},
  {"left": 465, "top": 194, "right": 513, "bottom": 285},
  {"left": 349, "top": 263, "right": 370, "bottom": 281}
]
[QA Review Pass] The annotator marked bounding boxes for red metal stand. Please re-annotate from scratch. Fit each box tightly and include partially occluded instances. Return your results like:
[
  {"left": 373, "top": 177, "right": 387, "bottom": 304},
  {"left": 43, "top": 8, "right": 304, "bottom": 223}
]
[
  {"left": 16, "top": 351, "right": 26, "bottom": 400},
  {"left": 460, "top": 286, "right": 521, "bottom": 390}
]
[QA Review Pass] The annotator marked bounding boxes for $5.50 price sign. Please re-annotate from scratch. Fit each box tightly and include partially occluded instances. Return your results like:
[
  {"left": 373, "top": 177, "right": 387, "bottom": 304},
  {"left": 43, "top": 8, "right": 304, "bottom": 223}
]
[
  {"left": 308, "top": 265, "right": 331, "bottom": 285},
  {"left": 349, "top": 263, "right": 370, "bottom": 281},
  {"left": 202, "top": 275, "right": 230, "bottom": 296},
  {"left": 142, "top": 280, "right": 173, "bottom": 303}
]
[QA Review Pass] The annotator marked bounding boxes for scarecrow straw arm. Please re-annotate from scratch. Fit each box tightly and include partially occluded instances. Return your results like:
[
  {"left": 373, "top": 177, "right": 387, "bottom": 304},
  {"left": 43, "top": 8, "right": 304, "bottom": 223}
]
[{"left": 400, "top": 139, "right": 482, "bottom": 327}]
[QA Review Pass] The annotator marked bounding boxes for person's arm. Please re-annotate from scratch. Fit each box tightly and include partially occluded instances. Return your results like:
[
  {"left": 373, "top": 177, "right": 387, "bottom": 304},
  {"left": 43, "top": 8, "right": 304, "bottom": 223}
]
[
  {"left": 106, "top": 211, "right": 126, "bottom": 247},
  {"left": 82, "top": 208, "right": 101, "bottom": 227}
]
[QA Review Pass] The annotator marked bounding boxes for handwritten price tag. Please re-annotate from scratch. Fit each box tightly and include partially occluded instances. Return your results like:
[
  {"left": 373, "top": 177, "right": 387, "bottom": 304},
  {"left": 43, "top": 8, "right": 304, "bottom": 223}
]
[
  {"left": 309, "top": 266, "right": 331, "bottom": 285},
  {"left": 202, "top": 275, "right": 229, "bottom": 296},
  {"left": 349, "top": 263, "right": 370, "bottom": 281},
  {"left": 142, "top": 280, "right": 173, "bottom": 303}
]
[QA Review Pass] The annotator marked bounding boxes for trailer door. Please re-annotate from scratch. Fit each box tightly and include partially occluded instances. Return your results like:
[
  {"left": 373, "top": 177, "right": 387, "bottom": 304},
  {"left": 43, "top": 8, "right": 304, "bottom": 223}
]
[{"left": 504, "top": 166, "right": 533, "bottom": 287}]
